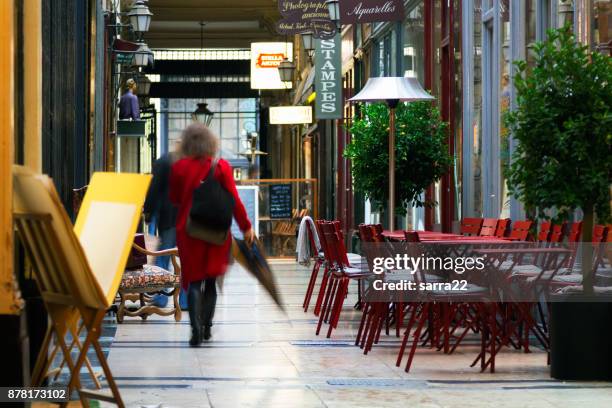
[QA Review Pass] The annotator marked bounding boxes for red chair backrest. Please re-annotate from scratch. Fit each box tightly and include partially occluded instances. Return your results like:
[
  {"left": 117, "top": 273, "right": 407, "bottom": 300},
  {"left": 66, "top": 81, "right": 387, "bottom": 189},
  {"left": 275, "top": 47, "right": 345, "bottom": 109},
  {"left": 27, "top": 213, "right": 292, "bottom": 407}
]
[
  {"left": 537, "top": 221, "right": 552, "bottom": 242},
  {"left": 460, "top": 217, "right": 483, "bottom": 236},
  {"left": 331, "top": 220, "right": 351, "bottom": 266},
  {"left": 509, "top": 220, "right": 533, "bottom": 241},
  {"left": 371, "top": 224, "right": 385, "bottom": 242},
  {"left": 549, "top": 222, "right": 566, "bottom": 243},
  {"left": 565, "top": 221, "right": 583, "bottom": 269},
  {"left": 358, "top": 224, "right": 374, "bottom": 242},
  {"left": 316, "top": 220, "right": 331, "bottom": 261},
  {"left": 479, "top": 218, "right": 499, "bottom": 237},
  {"left": 568, "top": 222, "right": 583, "bottom": 243},
  {"left": 403, "top": 231, "right": 421, "bottom": 242},
  {"left": 495, "top": 218, "right": 511, "bottom": 238},
  {"left": 372, "top": 224, "right": 383, "bottom": 235},
  {"left": 593, "top": 225, "right": 608, "bottom": 243},
  {"left": 322, "top": 230, "right": 344, "bottom": 268}
]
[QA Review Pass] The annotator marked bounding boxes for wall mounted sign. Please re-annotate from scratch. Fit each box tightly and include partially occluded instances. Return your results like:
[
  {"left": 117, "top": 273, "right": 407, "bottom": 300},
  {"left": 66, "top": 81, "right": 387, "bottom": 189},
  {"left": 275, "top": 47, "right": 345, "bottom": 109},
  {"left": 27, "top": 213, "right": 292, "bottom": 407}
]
[
  {"left": 250, "top": 42, "right": 294, "bottom": 89},
  {"left": 315, "top": 35, "right": 342, "bottom": 120},
  {"left": 276, "top": 0, "right": 335, "bottom": 39},
  {"left": 340, "top": 0, "right": 405, "bottom": 23},
  {"left": 269, "top": 106, "right": 313, "bottom": 125},
  {"left": 269, "top": 184, "right": 293, "bottom": 219}
]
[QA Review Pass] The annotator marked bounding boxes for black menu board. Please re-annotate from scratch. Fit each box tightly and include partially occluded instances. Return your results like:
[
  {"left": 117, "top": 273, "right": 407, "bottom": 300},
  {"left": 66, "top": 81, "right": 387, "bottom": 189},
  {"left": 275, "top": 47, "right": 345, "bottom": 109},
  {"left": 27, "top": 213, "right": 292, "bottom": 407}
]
[{"left": 269, "top": 184, "right": 292, "bottom": 219}]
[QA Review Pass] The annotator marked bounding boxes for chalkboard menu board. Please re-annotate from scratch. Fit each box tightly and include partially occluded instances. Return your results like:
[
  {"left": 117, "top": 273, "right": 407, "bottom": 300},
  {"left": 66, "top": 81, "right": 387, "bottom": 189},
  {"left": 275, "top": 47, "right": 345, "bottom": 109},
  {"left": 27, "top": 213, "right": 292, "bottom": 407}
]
[
  {"left": 231, "top": 186, "right": 259, "bottom": 239},
  {"left": 269, "top": 184, "right": 292, "bottom": 219}
]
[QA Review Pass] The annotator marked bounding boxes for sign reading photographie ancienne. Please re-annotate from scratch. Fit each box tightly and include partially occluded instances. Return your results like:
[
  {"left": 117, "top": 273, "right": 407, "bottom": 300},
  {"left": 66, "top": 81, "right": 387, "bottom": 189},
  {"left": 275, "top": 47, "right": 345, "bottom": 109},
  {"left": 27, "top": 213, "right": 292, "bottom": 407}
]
[
  {"left": 276, "top": 0, "right": 335, "bottom": 39},
  {"left": 314, "top": 35, "right": 342, "bottom": 120},
  {"left": 340, "top": 0, "right": 405, "bottom": 23}
]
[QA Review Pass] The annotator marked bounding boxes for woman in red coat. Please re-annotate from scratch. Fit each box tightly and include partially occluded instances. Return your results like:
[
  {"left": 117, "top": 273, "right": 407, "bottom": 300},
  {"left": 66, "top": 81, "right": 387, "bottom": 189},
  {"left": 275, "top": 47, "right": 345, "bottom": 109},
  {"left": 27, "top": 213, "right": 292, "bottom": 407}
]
[{"left": 170, "top": 123, "right": 254, "bottom": 346}]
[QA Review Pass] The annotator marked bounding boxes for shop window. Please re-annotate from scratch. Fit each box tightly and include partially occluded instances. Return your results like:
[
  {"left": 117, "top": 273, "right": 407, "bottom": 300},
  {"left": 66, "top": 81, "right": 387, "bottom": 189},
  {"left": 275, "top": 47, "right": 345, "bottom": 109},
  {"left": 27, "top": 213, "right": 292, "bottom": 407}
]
[
  {"left": 403, "top": 2, "right": 426, "bottom": 80},
  {"left": 162, "top": 98, "right": 258, "bottom": 159}
]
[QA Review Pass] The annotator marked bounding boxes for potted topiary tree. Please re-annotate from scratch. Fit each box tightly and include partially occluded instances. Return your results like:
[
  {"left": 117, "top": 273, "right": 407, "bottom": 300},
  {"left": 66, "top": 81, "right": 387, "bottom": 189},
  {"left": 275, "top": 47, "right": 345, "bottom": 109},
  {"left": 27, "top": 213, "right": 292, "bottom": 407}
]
[
  {"left": 505, "top": 26, "right": 612, "bottom": 380},
  {"left": 344, "top": 101, "right": 453, "bottom": 218}
]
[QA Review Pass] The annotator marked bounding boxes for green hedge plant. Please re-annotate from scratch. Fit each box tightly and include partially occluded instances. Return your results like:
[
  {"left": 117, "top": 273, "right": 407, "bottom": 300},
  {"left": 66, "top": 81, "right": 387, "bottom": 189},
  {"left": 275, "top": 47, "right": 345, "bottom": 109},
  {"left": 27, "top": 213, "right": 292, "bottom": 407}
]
[
  {"left": 344, "top": 101, "right": 453, "bottom": 216},
  {"left": 505, "top": 26, "right": 612, "bottom": 293}
]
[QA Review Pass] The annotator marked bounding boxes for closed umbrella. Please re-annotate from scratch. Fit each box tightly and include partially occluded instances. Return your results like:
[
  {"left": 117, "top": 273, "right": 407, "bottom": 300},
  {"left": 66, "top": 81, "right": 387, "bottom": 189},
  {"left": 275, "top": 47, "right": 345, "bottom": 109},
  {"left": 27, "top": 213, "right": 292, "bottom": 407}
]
[{"left": 231, "top": 237, "right": 285, "bottom": 312}]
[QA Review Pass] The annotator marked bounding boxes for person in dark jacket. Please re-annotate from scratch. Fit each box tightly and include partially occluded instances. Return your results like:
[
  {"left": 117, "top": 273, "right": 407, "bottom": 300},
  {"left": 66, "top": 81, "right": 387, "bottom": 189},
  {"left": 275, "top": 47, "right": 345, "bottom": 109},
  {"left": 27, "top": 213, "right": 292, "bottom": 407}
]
[
  {"left": 144, "top": 145, "right": 185, "bottom": 308},
  {"left": 119, "top": 78, "right": 140, "bottom": 120}
]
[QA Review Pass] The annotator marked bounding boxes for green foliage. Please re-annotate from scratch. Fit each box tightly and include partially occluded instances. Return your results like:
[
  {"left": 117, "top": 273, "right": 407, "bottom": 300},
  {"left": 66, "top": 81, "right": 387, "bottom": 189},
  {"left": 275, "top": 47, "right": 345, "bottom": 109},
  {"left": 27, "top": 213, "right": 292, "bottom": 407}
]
[
  {"left": 505, "top": 26, "right": 612, "bottom": 223},
  {"left": 344, "top": 101, "right": 453, "bottom": 215}
]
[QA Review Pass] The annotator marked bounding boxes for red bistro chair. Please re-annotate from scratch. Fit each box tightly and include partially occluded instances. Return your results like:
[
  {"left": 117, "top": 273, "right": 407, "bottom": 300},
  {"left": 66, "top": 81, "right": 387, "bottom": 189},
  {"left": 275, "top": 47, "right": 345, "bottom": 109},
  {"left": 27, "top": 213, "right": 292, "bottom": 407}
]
[
  {"left": 479, "top": 218, "right": 499, "bottom": 237},
  {"left": 303, "top": 220, "right": 325, "bottom": 313},
  {"left": 495, "top": 218, "right": 511, "bottom": 238},
  {"left": 506, "top": 220, "right": 533, "bottom": 241},
  {"left": 316, "top": 223, "right": 368, "bottom": 338},
  {"left": 460, "top": 217, "right": 484, "bottom": 236}
]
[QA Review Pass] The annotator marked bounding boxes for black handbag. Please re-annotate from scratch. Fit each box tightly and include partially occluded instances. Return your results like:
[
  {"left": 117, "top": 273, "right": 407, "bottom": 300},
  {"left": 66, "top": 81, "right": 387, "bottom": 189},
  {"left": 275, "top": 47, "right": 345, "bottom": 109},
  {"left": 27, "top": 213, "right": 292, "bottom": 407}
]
[{"left": 186, "top": 159, "right": 235, "bottom": 245}]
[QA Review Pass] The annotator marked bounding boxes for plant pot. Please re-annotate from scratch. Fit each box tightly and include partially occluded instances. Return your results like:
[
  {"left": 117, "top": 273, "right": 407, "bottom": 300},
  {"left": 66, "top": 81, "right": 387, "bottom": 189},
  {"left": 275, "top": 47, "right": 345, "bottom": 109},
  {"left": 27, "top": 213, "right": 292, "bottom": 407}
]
[{"left": 550, "top": 295, "right": 612, "bottom": 380}]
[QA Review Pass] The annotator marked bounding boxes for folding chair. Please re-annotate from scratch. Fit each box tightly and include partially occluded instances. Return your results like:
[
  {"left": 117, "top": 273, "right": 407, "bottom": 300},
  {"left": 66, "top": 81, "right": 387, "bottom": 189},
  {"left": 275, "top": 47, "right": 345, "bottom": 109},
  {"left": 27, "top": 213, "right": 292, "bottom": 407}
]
[{"left": 13, "top": 166, "right": 124, "bottom": 407}]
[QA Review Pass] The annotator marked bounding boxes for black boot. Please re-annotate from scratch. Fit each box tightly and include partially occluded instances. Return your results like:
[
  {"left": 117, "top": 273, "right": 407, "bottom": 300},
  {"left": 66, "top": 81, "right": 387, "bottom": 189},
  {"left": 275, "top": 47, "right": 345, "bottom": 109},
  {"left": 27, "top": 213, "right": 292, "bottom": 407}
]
[
  {"left": 188, "top": 281, "right": 204, "bottom": 347},
  {"left": 200, "top": 278, "right": 217, "bottom": 341},
  {"left": 203, "top": 324, "right": 212, "bottom": 341}
]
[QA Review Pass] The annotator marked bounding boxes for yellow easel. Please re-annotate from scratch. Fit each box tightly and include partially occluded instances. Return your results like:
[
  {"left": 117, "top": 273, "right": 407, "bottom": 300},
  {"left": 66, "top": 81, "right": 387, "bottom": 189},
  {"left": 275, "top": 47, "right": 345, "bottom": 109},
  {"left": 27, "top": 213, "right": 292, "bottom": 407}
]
[{"left": 13, "top": 166, "right": 150, "bottom": 407}]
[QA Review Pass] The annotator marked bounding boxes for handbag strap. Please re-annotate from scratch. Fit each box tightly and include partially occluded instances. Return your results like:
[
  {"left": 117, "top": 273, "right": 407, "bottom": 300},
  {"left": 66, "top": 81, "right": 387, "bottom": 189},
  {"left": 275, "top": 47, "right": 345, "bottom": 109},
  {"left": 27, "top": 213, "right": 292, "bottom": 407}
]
[{"left": 202, "top": 158, "right": 219, "bottom": 183}]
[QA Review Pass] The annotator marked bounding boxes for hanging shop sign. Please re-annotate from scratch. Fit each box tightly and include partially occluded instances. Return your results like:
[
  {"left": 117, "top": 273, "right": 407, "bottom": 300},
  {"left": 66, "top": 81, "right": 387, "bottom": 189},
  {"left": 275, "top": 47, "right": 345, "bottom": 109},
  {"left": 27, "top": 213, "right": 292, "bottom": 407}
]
[
  {"left": 315, "top": 35, "right": 342, "bottom": 120},
  {"left": 269, "top": 106, "right": 313, "bottom": 125},
  {"left": 340, "top": 0, "right": 405, "bottom": 23},
  {"left": 250, "top": 42, "right": 294, "bottom": 89},
  {"left": 276, "top": 0, "right": 335, "bottom": 39}
]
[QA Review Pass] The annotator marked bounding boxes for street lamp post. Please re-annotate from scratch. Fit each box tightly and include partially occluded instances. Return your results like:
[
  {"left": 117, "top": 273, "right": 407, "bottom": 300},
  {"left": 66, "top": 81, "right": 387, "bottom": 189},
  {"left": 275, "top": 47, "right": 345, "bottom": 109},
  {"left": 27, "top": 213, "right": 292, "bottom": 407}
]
[
  {"left": 133, "top": 42, "right": 152, "bottom": 67},
  {"left": 192, "top": 103, "right": 214, "bottom": 126},
  {"left": 301, "top": 31, "right": 315, "bottom": 62},
  {"left": 349, "top": 77, "right": 434, "bottom": 230},
  {"left": 127, "top": 0, "right": 153, "bottom": 39},
  {"left": 278, "top": 57, "right": 296, "bottom": 83},
  {"left": 325, "top": 0, "right": 341, "bottom": 31}
]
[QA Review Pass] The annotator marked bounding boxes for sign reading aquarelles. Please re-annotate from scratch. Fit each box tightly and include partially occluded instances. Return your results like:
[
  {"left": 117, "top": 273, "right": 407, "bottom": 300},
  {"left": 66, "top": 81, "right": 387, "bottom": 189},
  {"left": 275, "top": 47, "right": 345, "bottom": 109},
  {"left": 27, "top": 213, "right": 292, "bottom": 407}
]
[
  {"left": 263, "top": 0, "right": 406, "bottom": 120},
  {"left": 340, "top": 0, "right": 405, "bottom": 23}
]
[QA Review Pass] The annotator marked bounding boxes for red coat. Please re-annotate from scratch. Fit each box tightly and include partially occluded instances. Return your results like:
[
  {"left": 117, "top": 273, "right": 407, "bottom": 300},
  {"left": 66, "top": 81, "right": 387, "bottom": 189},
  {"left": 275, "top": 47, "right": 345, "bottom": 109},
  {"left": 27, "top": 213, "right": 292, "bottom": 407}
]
[{"left": 170, "top": 156, "right": 251, "bottom": 289}]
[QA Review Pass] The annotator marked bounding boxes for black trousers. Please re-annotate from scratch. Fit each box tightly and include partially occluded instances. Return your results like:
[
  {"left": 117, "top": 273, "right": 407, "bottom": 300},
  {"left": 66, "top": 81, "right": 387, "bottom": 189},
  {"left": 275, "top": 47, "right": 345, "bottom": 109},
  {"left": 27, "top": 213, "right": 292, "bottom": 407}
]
[{"left": 187, "top": 278, "right": 217, "bottom": 331}]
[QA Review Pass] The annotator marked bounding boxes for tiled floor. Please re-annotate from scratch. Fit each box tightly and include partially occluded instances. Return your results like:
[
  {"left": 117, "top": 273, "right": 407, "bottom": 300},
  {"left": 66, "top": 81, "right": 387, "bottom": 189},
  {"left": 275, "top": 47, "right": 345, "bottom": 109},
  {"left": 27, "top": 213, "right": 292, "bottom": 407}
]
[{"left": 94, "top": 261, "right": 611, "bottom": 408}]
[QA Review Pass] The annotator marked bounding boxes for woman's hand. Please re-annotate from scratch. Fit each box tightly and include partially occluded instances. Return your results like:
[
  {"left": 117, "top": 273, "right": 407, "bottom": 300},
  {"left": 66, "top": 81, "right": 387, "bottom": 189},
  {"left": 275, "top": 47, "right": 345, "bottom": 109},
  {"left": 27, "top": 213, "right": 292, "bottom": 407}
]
[{"left": 243, "top": 228, "right": 255, "bottom": 245}]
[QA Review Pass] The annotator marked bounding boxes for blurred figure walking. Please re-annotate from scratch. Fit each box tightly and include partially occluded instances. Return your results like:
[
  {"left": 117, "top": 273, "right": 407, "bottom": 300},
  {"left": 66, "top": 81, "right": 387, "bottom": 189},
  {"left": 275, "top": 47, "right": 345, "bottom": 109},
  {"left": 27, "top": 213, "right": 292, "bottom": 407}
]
[
  {"left": 144, "top": 142, "right": 185, "bottom": 309},
  {"left": 170, "top": 123, "right": 254, "bottom": 346}
]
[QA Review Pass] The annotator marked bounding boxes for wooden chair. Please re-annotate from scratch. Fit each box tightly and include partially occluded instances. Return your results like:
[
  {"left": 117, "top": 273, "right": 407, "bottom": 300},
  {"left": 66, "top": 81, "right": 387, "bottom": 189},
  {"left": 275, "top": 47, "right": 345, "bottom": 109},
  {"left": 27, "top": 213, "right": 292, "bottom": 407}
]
[
  {"left": 116, "top": 234, "right": 182, "bottom": 323},
  {"left": 460, "top": 217, "right": 483, "bottom": 236},
  {"left": 13, "top": 166, "right": 124, "bottom": 407},
  {"left": 272, "top": 208, "right": 308, "bottom": 256}
]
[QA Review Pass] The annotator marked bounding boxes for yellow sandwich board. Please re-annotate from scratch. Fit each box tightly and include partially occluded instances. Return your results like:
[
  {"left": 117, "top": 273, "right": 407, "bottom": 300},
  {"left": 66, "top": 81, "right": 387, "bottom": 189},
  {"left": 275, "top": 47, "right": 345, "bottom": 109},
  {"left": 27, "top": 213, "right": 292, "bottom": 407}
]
[{"left": 74, "top": 172, "right": 151, "bottom": 305}]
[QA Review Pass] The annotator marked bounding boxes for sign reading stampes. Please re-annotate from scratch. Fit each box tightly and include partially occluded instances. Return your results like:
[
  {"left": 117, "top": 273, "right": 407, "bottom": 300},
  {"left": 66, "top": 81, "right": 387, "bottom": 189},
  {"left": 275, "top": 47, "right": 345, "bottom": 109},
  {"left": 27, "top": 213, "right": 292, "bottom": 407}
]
[
  {"left": 276, "top": 0, "right": 335, "bottom": 39},
  {"left": 250, "top": 42, "right": 293, "bottom": 90},
  {"left": 315, "top": 35, "right": 342, "bottom": 120},
  {"left": 340, "top": 0, "right": 405, "bottom": 23}
]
